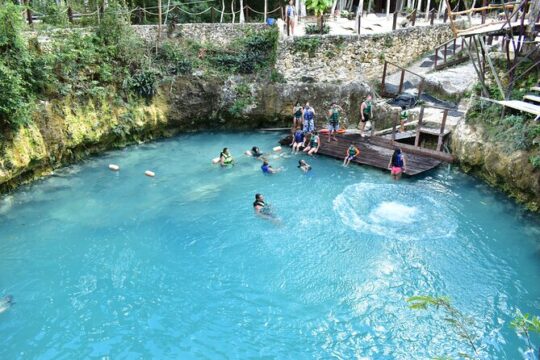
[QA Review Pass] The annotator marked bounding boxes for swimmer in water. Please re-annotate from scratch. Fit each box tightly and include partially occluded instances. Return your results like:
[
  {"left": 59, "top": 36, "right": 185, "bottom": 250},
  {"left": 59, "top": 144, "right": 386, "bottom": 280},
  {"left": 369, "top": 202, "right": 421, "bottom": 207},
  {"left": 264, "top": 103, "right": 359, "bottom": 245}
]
[
  {"left": 298, "top": 159, "right": 311, "bottom": 172},
  {"left": 250, "top": 146, "right": 263, "bottom": 158},
  {"left": 261, "top": 160, "right": 280, "bottom": 174},
  {"left": 219, "top": 148, "right": 234, "bottom": 166}
]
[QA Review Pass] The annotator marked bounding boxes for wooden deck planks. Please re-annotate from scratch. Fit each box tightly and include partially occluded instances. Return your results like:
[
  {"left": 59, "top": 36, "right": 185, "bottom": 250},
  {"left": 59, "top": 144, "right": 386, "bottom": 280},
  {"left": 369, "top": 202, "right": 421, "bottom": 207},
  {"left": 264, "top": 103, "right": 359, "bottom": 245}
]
[{"left": 316, "top": 133, "right": 444, "bottom": 176}]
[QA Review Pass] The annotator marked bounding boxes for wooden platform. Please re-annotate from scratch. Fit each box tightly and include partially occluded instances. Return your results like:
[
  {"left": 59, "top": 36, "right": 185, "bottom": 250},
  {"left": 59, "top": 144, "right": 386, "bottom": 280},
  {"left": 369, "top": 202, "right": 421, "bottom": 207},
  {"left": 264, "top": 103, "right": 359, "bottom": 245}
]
[
  {"left": 523, "top": 94, "right": 540, "bottom": 105},
  {"left": 530, "top": 86, "right": 540, "bottom": 93},
  {"left": 283, "top": 133, "right": 453, "bottom": 176},
  {"left": 381, "top": 128, "right": 451, "bottom": 141}
]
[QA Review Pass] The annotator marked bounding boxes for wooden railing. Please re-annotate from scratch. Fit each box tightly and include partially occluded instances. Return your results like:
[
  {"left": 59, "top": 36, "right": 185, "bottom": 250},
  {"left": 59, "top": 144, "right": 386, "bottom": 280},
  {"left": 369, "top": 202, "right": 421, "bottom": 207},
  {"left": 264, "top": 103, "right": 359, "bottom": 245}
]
[
  {"left": 380, "top": 61, "right": 425, "bottom": 98},
  {"left": 434, "top": 37, "right": 469, "bottom": 70}
]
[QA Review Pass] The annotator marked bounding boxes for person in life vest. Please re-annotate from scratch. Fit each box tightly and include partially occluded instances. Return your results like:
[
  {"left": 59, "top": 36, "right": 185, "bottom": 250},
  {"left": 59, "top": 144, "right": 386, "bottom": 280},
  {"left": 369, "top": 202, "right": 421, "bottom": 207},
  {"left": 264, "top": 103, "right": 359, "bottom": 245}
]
[
  {"left": 219, "top": 148, "right": 234, "bottom": 166},
  {"left": 400, "top": 106, "right": 409, "bottom": 133},
  {"left": 327, "top": 102, "right": 344, "bottom": 142},
  {"left": 292, "top": 101, "right": 303, "bottom": 130},
  {"left": 285, "top": 0, "right": 297, "bottom": 36},
  {"left": 253, "top": 193, "right": 274, "bottom": 219},
  {"left": 291, "top": 127, "right": 305, "bottom": 154},
  {"left": 303, "top": 131, "right": 320, "bottom": 156},
  {"left": 303, "top": 102, "right": 316, "bottom": 133},
  {"left": 359, "top": 95, "right": 373, "bottom": 135},
  {"left": 343, "top": 144, "right": 360, "bottom": 167},
  {"left": 388, "top": 148, "right": 407, "bottom": 180},
  {"left": 261, "top": 160, "right": 280, "bottom": 174}
]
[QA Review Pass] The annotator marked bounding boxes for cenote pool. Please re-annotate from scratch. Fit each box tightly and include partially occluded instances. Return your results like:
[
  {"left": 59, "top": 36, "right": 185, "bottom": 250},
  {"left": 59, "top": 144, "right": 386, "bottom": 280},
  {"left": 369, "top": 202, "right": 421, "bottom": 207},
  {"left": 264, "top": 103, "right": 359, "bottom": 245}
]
[{"left": 0, "top": 132, "right": 539, "bottom": 359}]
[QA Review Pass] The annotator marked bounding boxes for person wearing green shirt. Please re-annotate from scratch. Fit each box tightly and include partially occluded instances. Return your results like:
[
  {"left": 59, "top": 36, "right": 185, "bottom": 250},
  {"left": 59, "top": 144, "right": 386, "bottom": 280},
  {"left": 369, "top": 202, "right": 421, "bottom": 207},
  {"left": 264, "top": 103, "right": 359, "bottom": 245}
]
[{"left": 359, "top": 95, "right": 373, "bottom": 136}]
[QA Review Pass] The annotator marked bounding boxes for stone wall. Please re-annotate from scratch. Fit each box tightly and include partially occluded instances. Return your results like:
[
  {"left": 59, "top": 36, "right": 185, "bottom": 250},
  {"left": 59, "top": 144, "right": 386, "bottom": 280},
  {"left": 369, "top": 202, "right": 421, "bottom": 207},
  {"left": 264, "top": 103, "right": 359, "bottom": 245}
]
[
  {"left": 276, "top": 24, "right": 454, "bottom": 84},
  {"left": 133, "top": 23, "right": 267, "bottom": 45},
  {"left": 452, "top": 120, "right": 540, "bottom": 211}
]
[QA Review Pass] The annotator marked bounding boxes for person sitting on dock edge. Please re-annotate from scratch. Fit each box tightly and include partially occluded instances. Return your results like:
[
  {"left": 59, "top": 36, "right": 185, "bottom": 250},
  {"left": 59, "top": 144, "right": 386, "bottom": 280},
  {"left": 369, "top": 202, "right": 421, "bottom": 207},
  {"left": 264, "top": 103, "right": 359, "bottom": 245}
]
[
  {"left": 303, "top": 132, "right": 320, "bottom": 156},
  {"left": 291, "top": 127, "right": 305, "bottom": 154},
  {"left": 343, "top": 144, "right": 360, "bottom": 167}
]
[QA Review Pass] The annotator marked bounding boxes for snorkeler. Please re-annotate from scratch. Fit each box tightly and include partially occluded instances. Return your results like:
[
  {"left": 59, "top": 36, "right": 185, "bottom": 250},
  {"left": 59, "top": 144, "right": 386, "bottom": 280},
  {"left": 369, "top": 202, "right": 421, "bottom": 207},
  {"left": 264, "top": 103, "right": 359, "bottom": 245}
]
[
  {"left": 298, "top": 159, "right": 312, "bottom": 172},
  {"left": 219, "top": 148, "right": 234, "bottom": 166}
]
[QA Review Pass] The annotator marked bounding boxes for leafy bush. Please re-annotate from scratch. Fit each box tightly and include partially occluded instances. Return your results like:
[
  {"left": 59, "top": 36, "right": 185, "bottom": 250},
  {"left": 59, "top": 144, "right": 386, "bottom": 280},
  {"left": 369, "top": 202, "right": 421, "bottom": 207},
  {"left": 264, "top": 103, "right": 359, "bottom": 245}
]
[
  {"left": 292, "top": 37, "right": 321, "bottom": 57},
  {"left": 127, "top": 68, "right": 161, "bottom": 99},
  {"left": 0, "top": 61, "right": 31, "bottom": 128},
  {"left": 530, "top": 155, "right": 540, "bottom": 169},
  {"left": 305, "top": 24, "right": 330, "bottom": 35},
  {"left": 42, "top": 4, "right": 69, "bottom": 27},
  {"left": 158, "top": 42, "right": 193, "bottom": 75}
]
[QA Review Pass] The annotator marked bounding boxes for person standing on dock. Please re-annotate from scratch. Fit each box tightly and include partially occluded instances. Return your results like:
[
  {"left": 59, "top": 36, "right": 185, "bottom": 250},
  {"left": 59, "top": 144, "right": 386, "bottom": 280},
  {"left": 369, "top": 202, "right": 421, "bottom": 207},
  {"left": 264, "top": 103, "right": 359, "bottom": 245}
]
[
  {"left": 292, "top": 102, "right": 304, "bottom": 130},
  {"left": 359, "top": 95, "right": 373, "bottom": 135},
  {"left": 400, "top": 106, "right": 409, "bottom": 133},
  {"left": 388, "top": 148, "right": 407, "bottom": 180},
  {"left": 303, "top": 102, "right": 316, "bottom": 133},
  {"left": 327, "top": 102, "right": 344, "bottom": 142}
]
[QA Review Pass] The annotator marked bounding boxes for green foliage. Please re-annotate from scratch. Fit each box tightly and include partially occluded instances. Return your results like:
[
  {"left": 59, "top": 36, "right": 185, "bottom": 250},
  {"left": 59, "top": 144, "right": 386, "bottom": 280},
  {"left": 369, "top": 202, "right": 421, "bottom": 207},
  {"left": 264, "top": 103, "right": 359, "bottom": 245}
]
[
  {"left": 270, "top": 69, "right": 285, "bottom": 83},
  {"left": 127, "top": 68, "right": 161, "bottom": 99},
  {"left": 228, "top": 82, "right": 253, "bottom": 117},
  {"left": 305, "top": 24, "right": 330, "bottom": 35},
  {"left": 0, "top": 3, "right": 27, "bottom": 63},
  {"left": 383, "top": 35, "right": 393, "bottom": 48},
  {"left": 206, "top": 27, "right": 278, "bottom": 75},
  {"left": 42, "top": 3, "right": 69, "bottom": 27},
  {"left": 292, "top": 37, "right": 321, "bottom": 58},
  {"left": 530, "top": 155, "right": 540, "bottom": 169},
  {"left": 407, "top": 295, "right": 480, "bottom": 358},
  {"left": 510, "top": 310, "right": 540, "bottom": 359},
  {"left": 305, "top": 0, "right": 333, "bottom": 16},
  {"left": 158, "top": 41, "right": 193, "bottom": 75},
  {"left": 0, "top": 61, "right": 32, "bottom": 128}
]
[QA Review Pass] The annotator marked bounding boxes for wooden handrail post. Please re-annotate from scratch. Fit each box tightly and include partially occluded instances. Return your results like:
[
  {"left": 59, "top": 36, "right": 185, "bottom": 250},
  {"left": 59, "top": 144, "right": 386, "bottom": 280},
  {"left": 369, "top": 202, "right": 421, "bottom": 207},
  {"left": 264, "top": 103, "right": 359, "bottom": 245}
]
[
  {"left": 418, "top": 79, "right": 425, "bottom": 99},
  {"left": 211, "top": 7, "right": 215, "bottom": 23},
  {"left": 453, "top": 38, "right": 456, "bottom": 53},
  {"left": 481, "top": 0, "right": 487, "bottom": 24},
  {"left": 392, "top": 11, "right": 398, "bottom": 30},
  {"left": 414, "top": 106, "right": 424, "bottom": 147},
  {"left": 381, "top": 61, "right": 388, "bottom": 95},
  {"left": 430, "top": 9, "right": 435, "bottom": 25},
  {"left": 392, "top": 112, "right": 399, "bottom": 143},
  {"left": 437, "top": 109, "right": 448, "bottom": 151},
  {"left": 434, "top": 48, "right": 438, "bottom": 68},
  {"left": 411, "top": 9, "right": 417, "bottom": 26},
  {"left": 398, "top": 69, "right": 405, "bottom": 93},
  {"left": 26, "top": 0, "right": 33, "bottom": 26},
  {"left": 444, "top": 43, "right": 447, "bottom": 64},
  {"left": 67, "top": 6, "right": 73, "bottom": 23}
]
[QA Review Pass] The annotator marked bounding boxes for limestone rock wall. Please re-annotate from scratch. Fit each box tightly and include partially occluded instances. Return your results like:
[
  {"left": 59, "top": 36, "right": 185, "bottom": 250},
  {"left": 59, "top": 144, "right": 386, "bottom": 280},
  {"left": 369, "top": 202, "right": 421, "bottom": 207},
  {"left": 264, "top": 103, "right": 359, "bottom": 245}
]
[
  {"left": 276, "top": 24, "right": 454, "bottom": 84},
  {"left": 451, "top": 120, "right": 540, "bottom": 211}
]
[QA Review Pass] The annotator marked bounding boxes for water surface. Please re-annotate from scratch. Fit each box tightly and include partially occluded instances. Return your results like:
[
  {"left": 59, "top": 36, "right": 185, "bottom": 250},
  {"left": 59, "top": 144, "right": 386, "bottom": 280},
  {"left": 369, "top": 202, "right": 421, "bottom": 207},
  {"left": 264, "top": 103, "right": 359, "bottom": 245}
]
[{"left": 1, "top": 132, "right": 539, "bottom": 359}]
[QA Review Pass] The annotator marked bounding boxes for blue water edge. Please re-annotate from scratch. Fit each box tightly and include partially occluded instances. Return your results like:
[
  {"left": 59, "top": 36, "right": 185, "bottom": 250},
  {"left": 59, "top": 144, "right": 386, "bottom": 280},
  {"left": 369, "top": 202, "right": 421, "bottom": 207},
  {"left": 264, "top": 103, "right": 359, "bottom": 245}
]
[{"left": 0, "top": 132, "right": 539, "bottom": 359}]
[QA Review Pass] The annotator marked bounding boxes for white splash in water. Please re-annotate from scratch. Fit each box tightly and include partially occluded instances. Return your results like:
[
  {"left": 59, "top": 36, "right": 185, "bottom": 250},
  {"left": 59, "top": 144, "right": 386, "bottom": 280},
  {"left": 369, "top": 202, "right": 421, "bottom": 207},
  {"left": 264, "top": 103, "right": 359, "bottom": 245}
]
[{"left": 369, "top": 201, "right": 418, "bottom": 224}]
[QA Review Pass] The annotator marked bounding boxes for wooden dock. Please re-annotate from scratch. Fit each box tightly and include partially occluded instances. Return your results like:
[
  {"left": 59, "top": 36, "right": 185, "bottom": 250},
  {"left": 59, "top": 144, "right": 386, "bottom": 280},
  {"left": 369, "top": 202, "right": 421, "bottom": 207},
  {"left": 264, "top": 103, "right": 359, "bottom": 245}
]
[{"left": 282, "top": 133, "right": 453, "bottom": 176}]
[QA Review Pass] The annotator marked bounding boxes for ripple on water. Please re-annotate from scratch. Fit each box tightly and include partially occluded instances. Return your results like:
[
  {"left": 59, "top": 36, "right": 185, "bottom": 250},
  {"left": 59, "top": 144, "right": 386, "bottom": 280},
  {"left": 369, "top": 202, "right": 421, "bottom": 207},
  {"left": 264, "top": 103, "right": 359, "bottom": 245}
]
[{"left": 333, "top": 183, "right": 458, "bottom": 241}]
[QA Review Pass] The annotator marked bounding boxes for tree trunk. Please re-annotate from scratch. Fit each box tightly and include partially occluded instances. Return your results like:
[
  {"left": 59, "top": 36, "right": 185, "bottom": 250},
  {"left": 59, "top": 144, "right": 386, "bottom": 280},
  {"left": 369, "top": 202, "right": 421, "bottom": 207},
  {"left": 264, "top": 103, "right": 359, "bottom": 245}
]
[
  {"left": 386, "top": 0, "right": 391, "bottom": 19},
  {"left": 416, "top": 0, "right": 422, "bottom": 14},
  {"left": 239, "top": 0, "right": 244, "bottom": 23},
  {"left": 528, "top": 0, "right": 540, "bottom": 37},
  {"left": 367, "top": 0, "right": 372, "bottom": 15},
  {"left": 231, "top": 0, "right": 235, "bottom": 23},
  {"left": 424, "top": 0, "right": 431, "bottom": 20},
  {"left": 330, "top": 0, "right": 338, "bottom": 18},
  {"left": 264, "top": 0, "right": 267, "bottom": 22},
  {"left": 220, "top": 0, "right": 225, "bottom": 23}
]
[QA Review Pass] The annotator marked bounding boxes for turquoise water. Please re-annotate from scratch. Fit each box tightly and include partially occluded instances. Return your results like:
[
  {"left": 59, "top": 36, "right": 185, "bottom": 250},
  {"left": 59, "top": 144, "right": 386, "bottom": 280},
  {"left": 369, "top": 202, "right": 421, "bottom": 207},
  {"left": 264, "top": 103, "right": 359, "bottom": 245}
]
[{"left": 0, "top": 132, "right": 539, "bottom": 359}]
